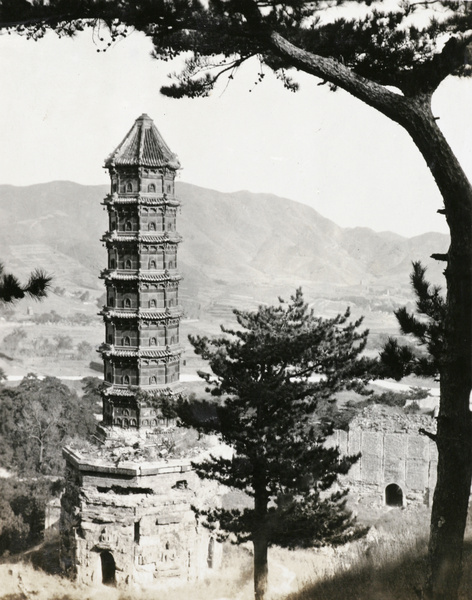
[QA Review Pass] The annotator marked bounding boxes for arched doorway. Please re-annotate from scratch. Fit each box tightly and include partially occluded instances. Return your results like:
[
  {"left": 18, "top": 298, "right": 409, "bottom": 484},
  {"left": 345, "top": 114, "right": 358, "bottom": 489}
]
[
  {"left": 101, "top": 551, "right": 116, "bottom": 585},
  {"left": 385, "top": 483, "right": 403, "bottom": 507}
]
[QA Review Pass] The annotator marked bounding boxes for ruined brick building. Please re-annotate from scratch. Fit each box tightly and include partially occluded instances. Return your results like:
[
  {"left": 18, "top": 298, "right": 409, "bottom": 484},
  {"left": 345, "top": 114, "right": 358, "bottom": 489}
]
[
  {"left": 60, "top": 115, "right": 221, "bottom": 588},
  {"left": 329, "top": 404, "right": 438, "bottom": 508}
]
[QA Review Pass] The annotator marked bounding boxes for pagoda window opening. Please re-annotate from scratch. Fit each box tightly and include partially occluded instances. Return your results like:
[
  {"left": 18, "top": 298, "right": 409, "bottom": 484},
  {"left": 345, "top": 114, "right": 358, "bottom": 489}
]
[
  {"left": 123, "top": 375, "right": 130, "bottom": 385},
  {"left": 149, "top": 222, "right": 156, "bottom": 231},
  {"left": 150, "top": 299, "right": 157, "bottom": 308},
  {"left": 130, "top": 418, "right": 137, "bottom": 427},
  {"left": 125, "top": 259, "right": 132, "bottom": 269},
  {"left": 123, "top": 336, "right": 131, "bottom": 346},
  {"left": 125, "top": 220, "right": 132, "bottom": 231},
  {"left": 124, "top": 298, "right": 131, "bottom": 308},
  {"left": 150, "top": 376, "right": 157, "bottom": 384},
  {"left": 123, "top": 418, "right": 129, "bottom": 428},
  {"left": 150, "top": 260, "right": 156, "bottom": 269},
  {"left": 126, "top": 182, "right": 133, "bottom": 192},
  {"left": 148, "top": 183, "right": 156, "bottom": 193},
  {"left": 150, "top": 337, "right": 157, "bottom": 346}
]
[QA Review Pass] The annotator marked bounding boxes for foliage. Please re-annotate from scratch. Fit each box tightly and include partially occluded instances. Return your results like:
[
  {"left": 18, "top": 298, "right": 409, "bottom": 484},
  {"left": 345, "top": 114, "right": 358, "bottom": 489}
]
[
  {"left": 380, "top": 262, "right": 445, "bottom": 381},
  {"left": 0, "top": 476, "right": 60, "bottom": 556},
  {"left": 177, "top": 289, "right": 375, "bottom": 599},
  {"left": 1, "top": 0, "right": 471, "bottom": 100},
  {"left": 1, "top": 2, "right": 472, "bottom": 596},
  {"left": 0, "top": 374, "right": 98, "bottom": 476},
  {"left": 0, "top": 262, "right": 51, "bottom": 304}
]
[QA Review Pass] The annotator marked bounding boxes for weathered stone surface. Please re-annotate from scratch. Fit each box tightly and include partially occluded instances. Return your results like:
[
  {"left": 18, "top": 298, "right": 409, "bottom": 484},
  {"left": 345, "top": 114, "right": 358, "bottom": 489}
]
[
  {"left": 333, "top": 405, "right": 438, "bottom": 507},
  {"left": 60, "top": 447, "right": 222, "bottom": 588}
]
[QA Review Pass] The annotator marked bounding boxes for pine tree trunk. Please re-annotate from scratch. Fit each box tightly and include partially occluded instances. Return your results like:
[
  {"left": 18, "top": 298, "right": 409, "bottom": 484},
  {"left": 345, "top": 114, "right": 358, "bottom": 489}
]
[
  {"left": 384, "top": 99, "right": 472, "bottom": 600},
  {"left": 267, "top": 32, "right": 472, "bottom": 598},
  {"left": 253, "top": 468, "right": 269, "bottom": 600},
  {"left": 253, "top": 532, "right": 268, "bottom": 600}
]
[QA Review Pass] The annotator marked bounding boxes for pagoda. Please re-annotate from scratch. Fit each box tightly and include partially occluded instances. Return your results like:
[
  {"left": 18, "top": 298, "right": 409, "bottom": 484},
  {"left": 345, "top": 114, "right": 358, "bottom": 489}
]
[
  {"left": 60, "top": 117, "right": 222, "bottom": 588},
  {"left": 99, "top": 113, "right": 182, "bottom": 433}
]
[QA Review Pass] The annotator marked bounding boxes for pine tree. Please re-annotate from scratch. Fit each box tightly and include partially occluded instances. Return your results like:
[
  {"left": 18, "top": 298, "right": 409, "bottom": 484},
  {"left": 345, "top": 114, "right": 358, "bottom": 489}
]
[
  {"left": 0, "top": 263, "right": 51, "bottom": 304},
  {"left": 177, "top": 289, "right": 373, "bottom": 600},
  {"left": 380, "top": 261, "right": 445, "bottom": 381},
  {"left": 2, "top": 2, "right": 472, "bottom": 595}
]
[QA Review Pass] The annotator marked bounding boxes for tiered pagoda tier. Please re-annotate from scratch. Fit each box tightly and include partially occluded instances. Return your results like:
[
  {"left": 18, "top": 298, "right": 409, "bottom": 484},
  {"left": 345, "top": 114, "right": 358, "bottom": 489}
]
[{"left": 99, "top": 114, "right": 182, "bottom": 431}]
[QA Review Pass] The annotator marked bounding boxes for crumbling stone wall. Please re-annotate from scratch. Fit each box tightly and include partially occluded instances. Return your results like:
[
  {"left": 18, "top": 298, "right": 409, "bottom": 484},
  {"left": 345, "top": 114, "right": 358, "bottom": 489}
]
[
  {"left": 329, "top": 405, "right": 438, "bottom": 506},
  {"left": 60, "top": 447, "right": 222, "bottom": 588}
]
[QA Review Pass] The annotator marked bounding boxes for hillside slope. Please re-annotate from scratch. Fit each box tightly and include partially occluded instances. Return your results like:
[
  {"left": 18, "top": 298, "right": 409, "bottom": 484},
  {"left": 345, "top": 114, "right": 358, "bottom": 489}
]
[{"left": 0, "top": 180, "right": 449, "bottom": 319}]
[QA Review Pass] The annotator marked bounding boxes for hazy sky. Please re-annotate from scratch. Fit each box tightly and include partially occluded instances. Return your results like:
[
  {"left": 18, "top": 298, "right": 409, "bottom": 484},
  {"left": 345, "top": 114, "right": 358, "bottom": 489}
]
[{"left": 1, "top": 28, "right": 471, "bottom": 237}]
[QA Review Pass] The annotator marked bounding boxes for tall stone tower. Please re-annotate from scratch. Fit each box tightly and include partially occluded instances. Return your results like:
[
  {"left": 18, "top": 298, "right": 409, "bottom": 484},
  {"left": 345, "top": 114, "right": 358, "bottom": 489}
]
[
  {"left": 99, "top": 113, "right": 182, "bottom": 433},
  {"left": 60, "top": 116, "right": 221, "bottom": 588}
]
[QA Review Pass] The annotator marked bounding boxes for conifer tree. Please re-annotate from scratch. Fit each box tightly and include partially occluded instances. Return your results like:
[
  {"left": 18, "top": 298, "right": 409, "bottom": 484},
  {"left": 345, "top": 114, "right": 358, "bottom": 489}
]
[
  {"left": 0, "top": 263, "right": 51, "bottom": 304},
  {"left": 1, "top": 1, "right": 472, "bottom": 595},
  {"left": 177, "top": 289, "right": 372, "bottom": 600},
  {"left": 380, "top": 261, "right": 445, "bottom": 382}
]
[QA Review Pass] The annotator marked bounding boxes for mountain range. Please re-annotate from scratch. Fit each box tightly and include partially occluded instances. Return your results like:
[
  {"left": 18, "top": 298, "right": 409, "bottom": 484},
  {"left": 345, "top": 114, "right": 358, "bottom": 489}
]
[{"left": 0, "top": 180, "right": 449, "bottom": 327}]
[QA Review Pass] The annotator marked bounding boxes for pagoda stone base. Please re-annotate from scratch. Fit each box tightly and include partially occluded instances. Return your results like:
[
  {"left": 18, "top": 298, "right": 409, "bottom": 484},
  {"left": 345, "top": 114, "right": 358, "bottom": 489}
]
[{"left": 60, "top": 446, "right": 222, "bottom": 588}]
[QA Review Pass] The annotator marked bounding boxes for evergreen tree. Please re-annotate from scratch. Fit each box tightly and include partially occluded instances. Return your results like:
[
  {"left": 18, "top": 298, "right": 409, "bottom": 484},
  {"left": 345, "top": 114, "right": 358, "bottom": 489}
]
[
  {"left": 177, "top": 289, "right": 372, "bottom": 600},
  {"left": 1, "top": 1, "right": 472, "bottom": 595},
  {"left": 0, "top": 262, "right": 51, "bottom": 303},
  {"left": 380, "top": 261, "right": 445, "bottom": 381}
]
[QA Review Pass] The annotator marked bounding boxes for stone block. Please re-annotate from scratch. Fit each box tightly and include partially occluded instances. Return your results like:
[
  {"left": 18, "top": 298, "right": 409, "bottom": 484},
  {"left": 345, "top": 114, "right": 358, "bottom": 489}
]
[{"left": 406, "top": 458, "right": 428, "bottom": 491}]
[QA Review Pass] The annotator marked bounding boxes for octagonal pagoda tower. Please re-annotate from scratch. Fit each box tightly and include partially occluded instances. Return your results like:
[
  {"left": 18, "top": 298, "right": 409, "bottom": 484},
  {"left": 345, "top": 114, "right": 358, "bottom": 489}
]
[{"left": 99, "top": 114, "right": 182, "bottom": 432}]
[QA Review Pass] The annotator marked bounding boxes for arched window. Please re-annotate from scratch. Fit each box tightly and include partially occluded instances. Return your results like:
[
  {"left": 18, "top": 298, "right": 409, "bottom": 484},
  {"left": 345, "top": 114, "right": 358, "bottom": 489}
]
[
  {"left": 150, "top": 299, "right": 157, "bottom": 308},
  {"left": 149, "top": 222, "right": 156, "bottom": 231},
  {"left": 150, "top": 337, "right": 157, "bottom": 346},
  {"left": 123, "top": 409, "right": 130, "bottom": 417},
  {"left": 125, "top": 220, "right": 132, "bottom": 231},
  {"left": 123, "top": 375, "right": 130, "bottom": 385},
  {"left": 148, "top": 183, "right": 156, "bottom": 193},
  {"left": 130, "top": 418, "right": 137, "bottom": 427},
  {"left": 125, "top": 259, "right": 132, "bottom": 269},
  {"left": 150, "top": 376, "right": 157, "bottom": 384},
  {"left": 149, "top": 260, "right": 156, "bottom": 269},
  {"left": 124, "top": 298, "right": 131, "bottom": 308},
  {"left": 126, "top": 182, "right": 133, "bottom": 192},
  {"left": 123, "top": 336, "right": 131, "bottom": 346},
  {"left": 123, "top": 418, "right": 129, "bottom": 428},
  {"left": 385, "top": 483, "right": 403, "bottom": 507},
  {"left": 169, "top": 336, "right": 176, "bottom": 345}
]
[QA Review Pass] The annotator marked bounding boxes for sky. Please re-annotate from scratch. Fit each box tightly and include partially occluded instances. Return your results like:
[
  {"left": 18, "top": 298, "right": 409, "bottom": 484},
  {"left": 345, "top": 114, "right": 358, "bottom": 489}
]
[{"left": 1, "top": 27, "right": 471, "bottom": 237}]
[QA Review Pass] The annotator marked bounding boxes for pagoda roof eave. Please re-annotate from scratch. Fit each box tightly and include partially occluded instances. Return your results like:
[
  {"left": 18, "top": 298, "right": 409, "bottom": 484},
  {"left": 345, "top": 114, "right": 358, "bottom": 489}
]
[
  {"left": 104, "top": 114, "right": 181, "bottom": 170},
  {"left": 102, "top": 193, "right": 180, "bottom": 207}
]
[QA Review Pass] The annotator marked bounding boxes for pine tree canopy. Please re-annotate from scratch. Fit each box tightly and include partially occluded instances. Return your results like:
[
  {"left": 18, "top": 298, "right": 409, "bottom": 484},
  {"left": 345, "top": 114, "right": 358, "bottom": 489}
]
[
  {"left": 1, "top": 0, "right": 471, "bottom": 100},
  {"left": 177, "top": 289, "right": 374, "bottom": 552},
  {"left": 0, "top": 263, "right": 51, "bottom": 304},
  {"left": 380, "top": 261, "right": 445, "bottom": 380}
]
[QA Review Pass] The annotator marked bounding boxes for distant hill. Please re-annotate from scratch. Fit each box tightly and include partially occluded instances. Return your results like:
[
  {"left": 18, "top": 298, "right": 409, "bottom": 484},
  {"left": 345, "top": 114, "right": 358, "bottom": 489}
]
[{"left": 0, "top": 180, "right": 449, "bottom": 324}]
